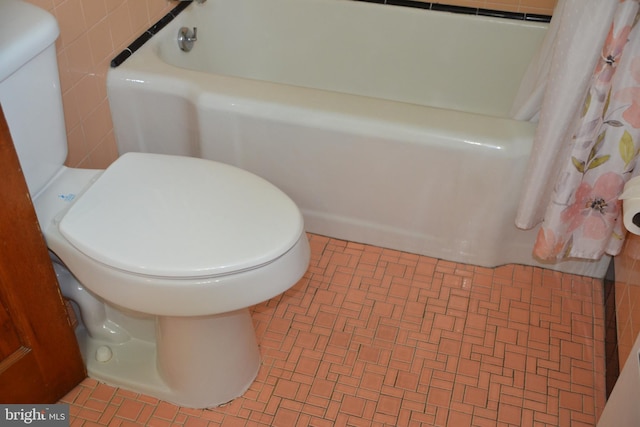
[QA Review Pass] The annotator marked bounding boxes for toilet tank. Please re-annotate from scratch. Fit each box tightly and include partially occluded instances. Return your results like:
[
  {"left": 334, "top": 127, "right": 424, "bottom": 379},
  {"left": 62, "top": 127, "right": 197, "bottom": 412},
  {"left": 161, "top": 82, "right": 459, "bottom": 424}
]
[{"left": 0, "top": 0, "right": 68, "bottom": 197}]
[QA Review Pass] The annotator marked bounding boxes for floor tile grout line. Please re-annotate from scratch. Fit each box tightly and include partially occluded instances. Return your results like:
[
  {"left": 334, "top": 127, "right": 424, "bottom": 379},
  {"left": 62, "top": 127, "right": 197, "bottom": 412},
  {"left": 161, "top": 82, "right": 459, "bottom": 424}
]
[{"left": 60, "top": 233, "right": 605, "bottom": 426}]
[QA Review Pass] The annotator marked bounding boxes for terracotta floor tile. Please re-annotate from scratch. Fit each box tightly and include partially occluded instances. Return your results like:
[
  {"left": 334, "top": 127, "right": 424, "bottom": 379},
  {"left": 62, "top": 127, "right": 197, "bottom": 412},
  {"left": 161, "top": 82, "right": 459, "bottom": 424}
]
[
  {"left": 60, "top": 234, "right": 606, "bottom": 427},
  {"left": 339, "top": 395, "right": 366, "bottom": 417}
]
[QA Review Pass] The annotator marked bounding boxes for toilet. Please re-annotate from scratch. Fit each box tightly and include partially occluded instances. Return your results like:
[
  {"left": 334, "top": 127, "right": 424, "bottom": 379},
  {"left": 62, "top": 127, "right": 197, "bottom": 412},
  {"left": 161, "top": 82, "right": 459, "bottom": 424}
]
[{"left": 0, "top": 0, "right": 310, "bottom": 408}]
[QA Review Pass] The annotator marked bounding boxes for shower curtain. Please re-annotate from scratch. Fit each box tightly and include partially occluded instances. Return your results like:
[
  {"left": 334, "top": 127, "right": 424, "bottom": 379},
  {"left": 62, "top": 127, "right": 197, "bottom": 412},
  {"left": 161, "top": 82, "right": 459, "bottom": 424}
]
[{"left": 513, "top": 0, "right": 640, "bottom": 261}]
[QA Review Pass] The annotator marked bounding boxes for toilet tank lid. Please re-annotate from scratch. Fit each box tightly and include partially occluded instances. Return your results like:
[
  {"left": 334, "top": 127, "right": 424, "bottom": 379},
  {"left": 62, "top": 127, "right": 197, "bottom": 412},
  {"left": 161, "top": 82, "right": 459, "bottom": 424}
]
[
  {"left": 0, "top": 0, "right": 59, "bottom": 83},
  {"left": 58, "top": 153, "right": 305, "bottom": 278}
]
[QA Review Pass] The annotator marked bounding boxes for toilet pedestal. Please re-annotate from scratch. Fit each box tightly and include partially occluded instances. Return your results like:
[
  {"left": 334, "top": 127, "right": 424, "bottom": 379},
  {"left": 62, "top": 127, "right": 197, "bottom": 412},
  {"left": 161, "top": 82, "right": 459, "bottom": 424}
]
[
  {"left": 78, "top": 308, "right": 261, "bottom": 408},
  {"left": 157, "top": 309, "right": 261, "bottom": 407}
]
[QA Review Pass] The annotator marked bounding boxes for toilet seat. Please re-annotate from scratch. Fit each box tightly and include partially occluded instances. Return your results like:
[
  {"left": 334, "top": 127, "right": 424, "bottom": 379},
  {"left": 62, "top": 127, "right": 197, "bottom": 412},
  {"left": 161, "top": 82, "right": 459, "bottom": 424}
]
[{"left": 58, "top": 152, "right": 304, "bottom": 279}]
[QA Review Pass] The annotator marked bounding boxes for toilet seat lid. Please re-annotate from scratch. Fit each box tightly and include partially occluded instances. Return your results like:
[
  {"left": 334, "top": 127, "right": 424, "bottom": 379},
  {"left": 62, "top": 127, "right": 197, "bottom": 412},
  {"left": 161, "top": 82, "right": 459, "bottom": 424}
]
[{"left": 58, "top": 153, "right": 304, "bottom": 278}]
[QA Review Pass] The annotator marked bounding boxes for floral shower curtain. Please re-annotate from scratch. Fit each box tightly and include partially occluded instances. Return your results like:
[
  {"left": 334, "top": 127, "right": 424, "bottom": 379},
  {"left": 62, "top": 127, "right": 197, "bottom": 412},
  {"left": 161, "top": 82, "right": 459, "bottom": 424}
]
[{"left": 514, "top": 0, "right": 640, "bottom": 261}]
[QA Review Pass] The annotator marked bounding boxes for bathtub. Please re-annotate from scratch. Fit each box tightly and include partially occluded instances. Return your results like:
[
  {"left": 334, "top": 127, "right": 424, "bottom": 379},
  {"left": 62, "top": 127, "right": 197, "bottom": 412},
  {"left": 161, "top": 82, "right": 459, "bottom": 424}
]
[{"left": 107, "top": 0, "right": 610, "bottom": 278}]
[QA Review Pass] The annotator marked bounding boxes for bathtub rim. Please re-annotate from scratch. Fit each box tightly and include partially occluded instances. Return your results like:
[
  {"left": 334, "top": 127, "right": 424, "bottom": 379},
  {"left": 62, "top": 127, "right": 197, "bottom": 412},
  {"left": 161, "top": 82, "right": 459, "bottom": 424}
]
[{"left": 108, "top": 27, "right": 539, "bottom": 158}]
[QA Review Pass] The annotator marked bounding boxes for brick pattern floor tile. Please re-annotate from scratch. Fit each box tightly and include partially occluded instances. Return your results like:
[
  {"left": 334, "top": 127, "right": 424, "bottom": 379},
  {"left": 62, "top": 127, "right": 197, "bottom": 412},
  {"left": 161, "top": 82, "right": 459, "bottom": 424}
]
[{"left": 60, "top": 234, "right": 606, "bottom": 426}]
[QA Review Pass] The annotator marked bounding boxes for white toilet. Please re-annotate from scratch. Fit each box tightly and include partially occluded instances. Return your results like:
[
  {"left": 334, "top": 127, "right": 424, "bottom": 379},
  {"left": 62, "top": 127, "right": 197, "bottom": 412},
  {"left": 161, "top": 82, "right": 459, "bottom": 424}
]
[{"left": 0, "top": 0, "right": 310, "bottom": 408}]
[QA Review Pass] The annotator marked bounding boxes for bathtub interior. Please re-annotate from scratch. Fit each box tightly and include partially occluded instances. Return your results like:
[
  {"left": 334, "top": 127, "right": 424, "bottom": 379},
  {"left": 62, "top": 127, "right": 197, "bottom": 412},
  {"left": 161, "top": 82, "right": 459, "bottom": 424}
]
[
  {"left": 156, "top": 0, "right": 547, "bottom": 118},
  {"left": 107, "top": 0, "right": 611, "bottom": 278}
]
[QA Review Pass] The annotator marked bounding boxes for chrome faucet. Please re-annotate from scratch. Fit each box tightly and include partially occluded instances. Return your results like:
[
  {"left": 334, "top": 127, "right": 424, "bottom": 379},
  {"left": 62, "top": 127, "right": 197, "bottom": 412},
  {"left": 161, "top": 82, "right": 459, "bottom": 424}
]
[
  {"left": 177, "top": 27, "right": 197, "bottom": 52},
  {"left": 175, "top": 0, "right": 205, "bottom": 52}
]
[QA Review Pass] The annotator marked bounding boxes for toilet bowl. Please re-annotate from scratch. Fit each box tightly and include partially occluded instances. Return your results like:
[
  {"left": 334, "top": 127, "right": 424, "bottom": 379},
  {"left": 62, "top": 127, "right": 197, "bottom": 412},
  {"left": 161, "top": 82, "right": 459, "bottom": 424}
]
[
  {"left": 35, "top": 153, "right": 310, "bottom": 407},
  {"left": 0, "top": 0, "right": 310, "bottom": 408}
]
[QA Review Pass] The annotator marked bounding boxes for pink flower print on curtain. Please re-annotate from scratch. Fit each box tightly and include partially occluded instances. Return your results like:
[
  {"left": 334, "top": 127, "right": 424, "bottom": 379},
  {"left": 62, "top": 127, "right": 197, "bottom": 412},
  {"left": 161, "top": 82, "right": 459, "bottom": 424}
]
[
  {"left": 594, "top": 21, "right": 632, "bottom": 92},
  {"left": 533, "top": 0, "right": 640, "bottom": 261},
  {"left": 560, "top": 172, "right": 624, "bottom": 239}
]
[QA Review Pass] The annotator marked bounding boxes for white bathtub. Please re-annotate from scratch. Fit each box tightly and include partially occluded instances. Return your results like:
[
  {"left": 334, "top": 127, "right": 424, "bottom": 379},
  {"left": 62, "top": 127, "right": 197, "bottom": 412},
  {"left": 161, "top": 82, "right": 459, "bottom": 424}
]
[{"left": 107, "top": 0, "right": 610, "bottom": 277}]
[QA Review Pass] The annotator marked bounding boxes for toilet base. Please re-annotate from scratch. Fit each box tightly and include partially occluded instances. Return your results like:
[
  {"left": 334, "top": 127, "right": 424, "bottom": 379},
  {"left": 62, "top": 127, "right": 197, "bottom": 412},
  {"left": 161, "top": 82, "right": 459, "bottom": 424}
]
[{"left": 76, "top": 308, "right": 261, "bottom": 408}]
